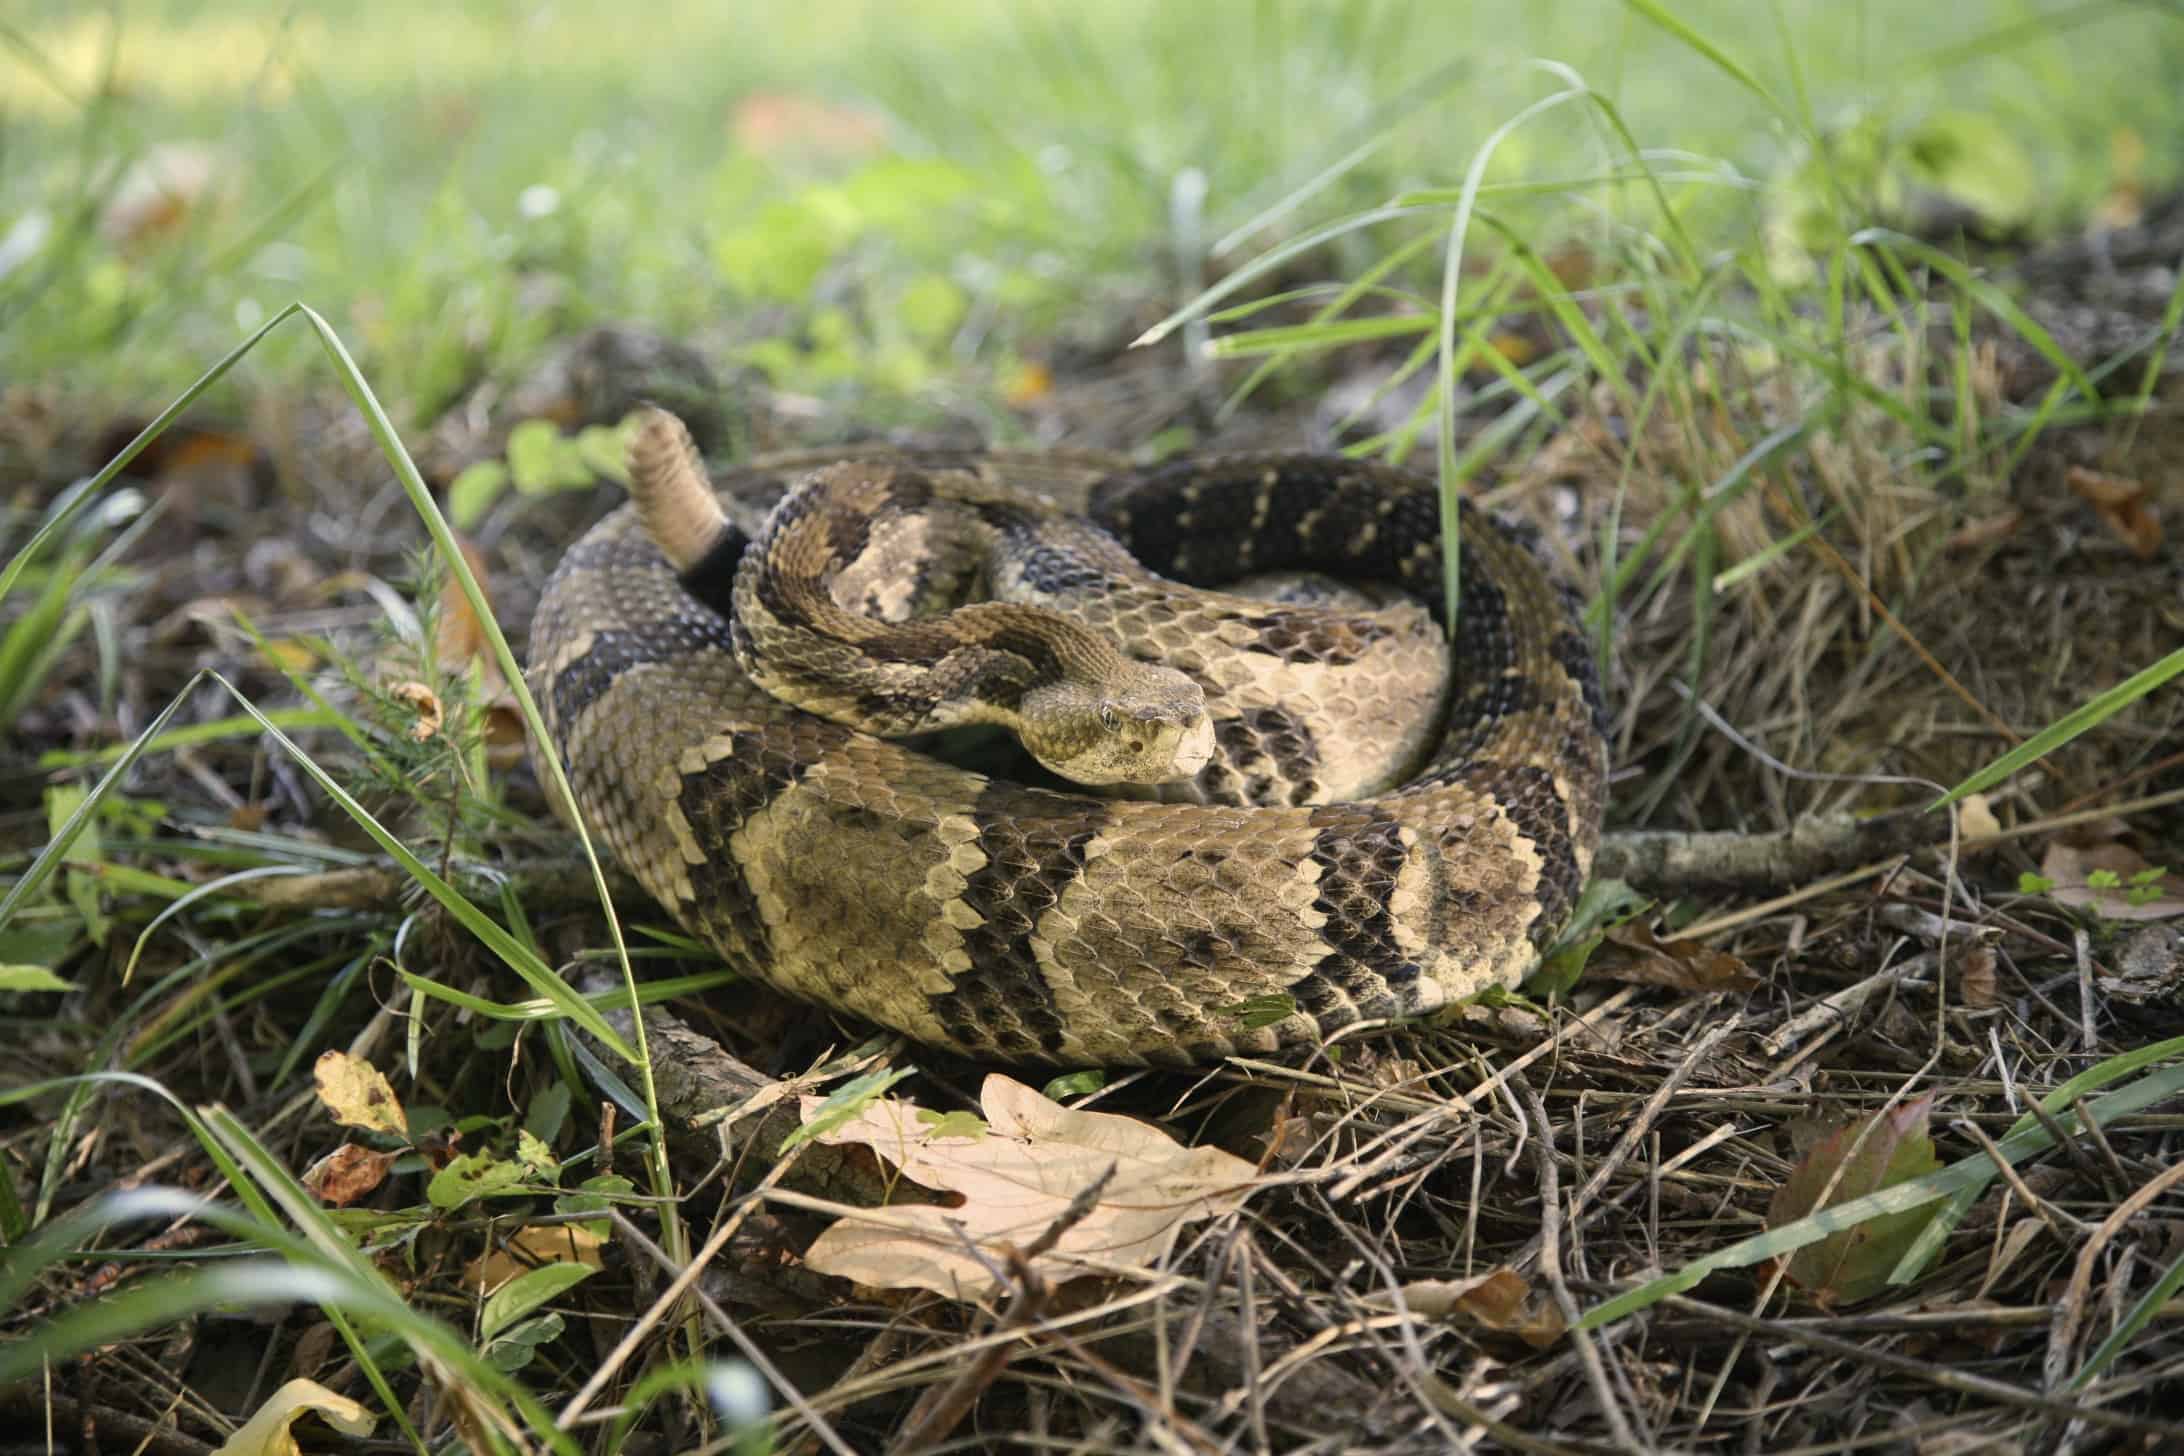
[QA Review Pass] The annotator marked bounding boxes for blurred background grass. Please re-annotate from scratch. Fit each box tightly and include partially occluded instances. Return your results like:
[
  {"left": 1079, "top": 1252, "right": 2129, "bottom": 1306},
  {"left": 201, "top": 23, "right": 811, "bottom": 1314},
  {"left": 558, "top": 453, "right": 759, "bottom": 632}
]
[{"left": 3, "top": 0, "right": 2180, "bottom": 425}]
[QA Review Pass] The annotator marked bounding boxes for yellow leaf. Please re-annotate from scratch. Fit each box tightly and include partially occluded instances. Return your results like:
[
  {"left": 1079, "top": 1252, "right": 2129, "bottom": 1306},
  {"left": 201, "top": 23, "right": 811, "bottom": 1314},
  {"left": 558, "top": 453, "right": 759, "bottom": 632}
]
[
  {"left": 464, "top": 1222, "right": 607, "bottom": 1296},
  {"left": 212, "top": 1378, "right": 374, "bottom": 1456},
  {"left": 312, "top": 1050, "right": 408, "bottom": 1137}
]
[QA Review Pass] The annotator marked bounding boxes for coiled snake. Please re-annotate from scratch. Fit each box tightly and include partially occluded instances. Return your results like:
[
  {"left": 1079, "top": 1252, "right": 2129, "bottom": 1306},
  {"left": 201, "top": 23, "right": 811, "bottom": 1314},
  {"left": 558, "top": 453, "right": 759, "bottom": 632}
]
[{"left": 527, "top": 411, "right": 1607, "bottom": 1066}]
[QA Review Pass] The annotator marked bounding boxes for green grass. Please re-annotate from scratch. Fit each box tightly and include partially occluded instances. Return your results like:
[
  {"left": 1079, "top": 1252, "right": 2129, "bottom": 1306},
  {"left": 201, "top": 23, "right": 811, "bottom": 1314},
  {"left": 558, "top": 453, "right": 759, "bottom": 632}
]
[
  {"left": 5, "top": 0, "right": 2181, "bottom": 424},
  {"left": 7, "top": 3, "right": 2184, "bottom": 1449}
]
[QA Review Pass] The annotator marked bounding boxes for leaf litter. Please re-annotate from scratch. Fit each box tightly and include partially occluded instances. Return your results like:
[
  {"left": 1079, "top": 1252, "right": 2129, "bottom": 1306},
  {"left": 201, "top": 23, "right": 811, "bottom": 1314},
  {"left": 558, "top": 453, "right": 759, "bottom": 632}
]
[{"left": 799, "top": 1074, "right": 1262, "bottom": 1300}]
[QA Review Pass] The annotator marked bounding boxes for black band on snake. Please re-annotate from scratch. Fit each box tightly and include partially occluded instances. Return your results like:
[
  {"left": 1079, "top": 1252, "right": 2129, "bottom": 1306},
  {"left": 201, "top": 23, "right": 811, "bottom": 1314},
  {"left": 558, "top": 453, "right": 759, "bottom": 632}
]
[{"left": 526, "top": 408, "right": 1608, "bottom": 1066}]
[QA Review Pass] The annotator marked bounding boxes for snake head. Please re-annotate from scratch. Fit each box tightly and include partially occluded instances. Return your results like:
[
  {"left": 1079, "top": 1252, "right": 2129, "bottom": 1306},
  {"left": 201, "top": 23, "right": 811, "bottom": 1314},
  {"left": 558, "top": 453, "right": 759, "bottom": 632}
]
[{"left": 1020, "top": 666, "right": 1213, "bottom": 787}]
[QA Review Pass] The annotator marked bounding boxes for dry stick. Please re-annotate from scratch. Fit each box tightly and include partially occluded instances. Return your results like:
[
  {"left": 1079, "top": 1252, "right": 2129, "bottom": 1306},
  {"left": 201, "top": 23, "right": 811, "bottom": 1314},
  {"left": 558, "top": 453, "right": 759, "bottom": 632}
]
[
  {"left": 1237, "top": 1236, "right": 1270, "bottom": 1456},
  {"left": 1564, "top": 1022, "right": 1733, "bottom": 1230},
  {"left": 890, "top": 1164, "right": 1118, "bottom": 1456},
  {"left": 2070, "top": 1095, "right": 2141, "bottom": 1189},
  {"left": 1518, "top": 1081, "right": 1647, "bottom": 1454},
  {"left": 554, "top": 1141, "right": 855, "bottom": 1455},
  {"left": 2042, "top": 1157, "right": 2184, "bottom": 1395},
  {"left": 1950, "top": 1116, "right": 2088, "bottom": 1244},
  {"left": 1311, "top": 987, "right": 1642, "bottom": 1203},
  {"left": 2015, "top": 1094, "right": 2120, "bottom": 1203},
  {"left": 2073, "top": 928, "right": 2100, "bottom": 1054},
  {"left": 1760, "top": 950, "right": 1939, "bottom": 1058},
  {"left": 1663, "top": 1295, "right": 2184, "bottom": 1441}
]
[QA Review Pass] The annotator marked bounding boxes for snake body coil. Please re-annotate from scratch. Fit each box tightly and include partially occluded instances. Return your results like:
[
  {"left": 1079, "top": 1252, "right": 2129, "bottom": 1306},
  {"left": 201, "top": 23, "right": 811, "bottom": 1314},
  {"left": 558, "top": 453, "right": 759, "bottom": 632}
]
[{"left": 528, "top": 414, "right": 1607, "bottom": 1066}]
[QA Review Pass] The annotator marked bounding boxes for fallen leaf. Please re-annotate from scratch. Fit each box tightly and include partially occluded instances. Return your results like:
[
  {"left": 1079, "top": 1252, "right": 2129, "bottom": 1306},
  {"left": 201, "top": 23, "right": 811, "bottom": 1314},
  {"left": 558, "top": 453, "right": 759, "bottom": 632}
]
[
  {"left": 730, "top": 92, "right": 888, "bottom": 160},
  {"left": 1003, "top": 360, "right": 1054, "bottom": 407},
  {"left": 434, "top": 536, "right": 494, "bottom": 667},
  {"left": 1365, "top": 1269, "right": 1565, "bottom": 1348},
  {"left": 301, "top": 1142, "right": 395, "bottom": 1206},
  {"left": 801, "top": 1074, "right": 1259, "bottom": 1300},
  {"left": 1955, "top": 793, "right": 2002, "bottom": 842},
  {"left": 1958, "top": 945, "right": 2001, "bottom": 1009},
  {"left": 312, "top": 1050, "right": 408, "bottom": 1137},
  {"left": 463, "top": 1223, "right": 607, "bottom": 1296},
  {"left": 386, "top": 680, "right": 444, "bottom": 743},
  {"left": 1589, "top": 921, "right": 1759, "bottom": 992},
  {"left": 1945, "top": 509, "right": 2022, "bottom": 552},
  {"left": 2067, "top": 465, "right": 2162, "bottom": 558},
  {"left": 101, "top": 143, "right": 231, "bottom": 250},
  {"left": 2038, "top": 840, "right": 2184, "bottom": 921},
  {"left": 211, "top": 1378, "right": 374, "bottom": 1456},
  {"left": 1768, "top": 1095, "right": 1944, "bottom": 1308}
]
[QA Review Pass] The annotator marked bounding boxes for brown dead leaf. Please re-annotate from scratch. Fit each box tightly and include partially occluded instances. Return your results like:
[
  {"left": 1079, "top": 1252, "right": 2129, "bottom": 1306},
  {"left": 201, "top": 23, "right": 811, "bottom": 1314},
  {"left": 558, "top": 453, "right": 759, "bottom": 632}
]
[
  {"left": 1590, "top": 921, "right": 1759, "bottom": 992},
  {"left": 2066, "top": 465, "right": 2162, "bottom": 558},
  {"left": 730, "top": 92, "right": 888, "bottom": 160},
  {"left": 1945, "top": 508, "right": 2023, "bottom": 552},
  {"left": 1958, "top": 945, "right": 2001, "bottom": 1009},
  {"left": 386, "top": 680, "right": 444, "bottom": 743},
  {"left": 2038, "top": 840, "right": 2183, "bottom": 921},
  {"left": 800, "top": 1074, "right": 1260, "bottom": 1300},
  {"left": 209, "top": 1377, "right": 373, "bottom": 1456},
  {"left": 101, "top": 143, "right": 231, "bottom": 250},
  {"left": 1003, "top": 360, "right": 1054, "bottom": 407},
  {"left": 434, "top": 536, "right": 494, "bottom": 667},
  {"left": 463, "top": 1223, "right": 607, "bottom": 1296},
  {"left": 1769, "top": 1096, "right": 1944, "bottom": 1308},
  {"left": 312, "top": 1050, "right": 407, "bottom": 1137},
  {"left": 1365, "top": 1269, "right": 1565, "bottom": 1349},
  {"left": 301, "top": 1142, "right": 395, "bottom": 1206}
]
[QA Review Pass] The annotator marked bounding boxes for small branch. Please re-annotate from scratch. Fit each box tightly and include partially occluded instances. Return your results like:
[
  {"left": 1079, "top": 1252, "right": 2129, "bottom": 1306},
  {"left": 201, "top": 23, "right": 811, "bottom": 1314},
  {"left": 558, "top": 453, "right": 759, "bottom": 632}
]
[{"left": 891, "top": 1164, "right": 1118, "bottom": 1455}]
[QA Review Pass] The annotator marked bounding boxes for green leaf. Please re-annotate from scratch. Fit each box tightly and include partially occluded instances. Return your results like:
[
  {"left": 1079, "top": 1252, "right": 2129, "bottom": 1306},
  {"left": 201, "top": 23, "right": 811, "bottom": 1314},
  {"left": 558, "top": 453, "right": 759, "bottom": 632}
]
[
  {"left": 1041, "top": 1070, "right": 1107, "bottom": 1101},
  {"left": 1218, "top": 992, "right": 1300, "bottom": 1029},
  {"left": 557, "top": 1174, "right": 636, "bottom": 1240},
  {"left": 1770, "top": 1096, "right": 1944, "bottom": 1307},
  {"left": 780, "top": 1065, "right": 914, "bottom": 1154},
  {"left": 0, "top": 964, "right": 76, "bottom": 992},
  {"left": 525, "top": 1082, "right": 573, "bottom": 1146},
  {"left": 516, "top": 1129, "right": 560, "bottom": 1178},
  {"left": 2017, "top": 872, "right": 2056, "bottom": 894},
  {"left": 1531, "top": 877, "right": 1650, "bottom": 995},
  {"left": 45, "top": 784, "right": 108, "bottom": 946},
  {"left": 506, "top": 419, "right": 594, "bottom": 495},
  {"left": 447, "top": 460, "right": 510, "bottom": 530},
  {"left": 426, "top": 1152, "right": 529, "bottom": 1210},
  {"left": 914, "top": 1109, "right": 987, "bottom": 1140},
  {"left": 485, "top": 1312, "right": 565, "bottom": 1374},
  {"left": 481, "top": 1263, "right": 596, "bottom": 1342}
]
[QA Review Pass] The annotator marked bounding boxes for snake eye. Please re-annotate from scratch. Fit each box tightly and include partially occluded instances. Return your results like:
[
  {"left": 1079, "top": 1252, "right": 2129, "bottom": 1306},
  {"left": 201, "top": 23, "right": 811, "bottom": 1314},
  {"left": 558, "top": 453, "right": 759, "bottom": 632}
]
[{"left": 1097, "top": 703, "right": 1122, "bottom": 732}]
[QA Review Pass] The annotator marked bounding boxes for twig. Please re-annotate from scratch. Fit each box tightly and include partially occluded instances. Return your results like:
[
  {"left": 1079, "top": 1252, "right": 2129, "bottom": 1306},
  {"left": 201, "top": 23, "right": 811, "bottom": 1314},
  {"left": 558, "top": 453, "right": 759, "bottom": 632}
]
[
  {"left": 1663, "top": 1295, "right": 2184, "bottom": 1440},
  {"left": 891, "top": 1163, "right": 1118, "bottom": 1455},
  {"left": 1760, "top": 951, "right": 1939, "bottom": 1058},
  {"left": 1518, "top": 1079, "right": 1647, "bottom": 1453},
  {"left": 2042, "top": 1157, "right": 2184, "bottom": 1394}
]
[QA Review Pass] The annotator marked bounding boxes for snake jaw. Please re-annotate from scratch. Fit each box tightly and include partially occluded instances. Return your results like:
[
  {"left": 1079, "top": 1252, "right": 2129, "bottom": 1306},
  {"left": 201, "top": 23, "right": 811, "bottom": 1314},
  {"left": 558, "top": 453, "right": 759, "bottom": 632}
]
[{"left": 1020, "top": 670, "right": 1212, "bottom": 787}]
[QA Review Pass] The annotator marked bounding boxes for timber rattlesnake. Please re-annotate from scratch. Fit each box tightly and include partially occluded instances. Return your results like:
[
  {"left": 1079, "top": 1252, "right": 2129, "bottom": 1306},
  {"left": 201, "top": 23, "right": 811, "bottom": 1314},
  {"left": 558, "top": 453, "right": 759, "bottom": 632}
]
[{"left": 527, "top": 410, "right": 1607, "bottom": 1066}]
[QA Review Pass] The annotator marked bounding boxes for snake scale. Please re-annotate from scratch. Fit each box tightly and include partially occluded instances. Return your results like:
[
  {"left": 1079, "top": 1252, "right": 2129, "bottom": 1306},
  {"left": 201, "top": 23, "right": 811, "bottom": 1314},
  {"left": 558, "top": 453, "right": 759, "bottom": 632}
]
[{"left": 527, "top": 411, "right": 1608, "bottom": 1067}]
